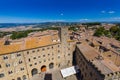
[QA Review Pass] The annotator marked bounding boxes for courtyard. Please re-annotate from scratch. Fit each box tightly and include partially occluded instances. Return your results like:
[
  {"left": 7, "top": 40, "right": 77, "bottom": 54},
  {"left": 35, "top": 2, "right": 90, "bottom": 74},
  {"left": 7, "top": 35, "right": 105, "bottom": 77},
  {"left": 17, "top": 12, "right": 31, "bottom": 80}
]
[{"left": 30, "top": 69, "right": 80, "bottom": 80}]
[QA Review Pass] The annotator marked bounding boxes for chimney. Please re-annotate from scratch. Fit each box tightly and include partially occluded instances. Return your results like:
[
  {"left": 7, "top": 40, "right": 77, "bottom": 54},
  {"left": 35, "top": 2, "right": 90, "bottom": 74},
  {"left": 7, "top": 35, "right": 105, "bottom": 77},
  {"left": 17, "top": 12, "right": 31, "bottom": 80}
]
[{"left": 4, "top": 36, "right": 10, "bottom": 45}]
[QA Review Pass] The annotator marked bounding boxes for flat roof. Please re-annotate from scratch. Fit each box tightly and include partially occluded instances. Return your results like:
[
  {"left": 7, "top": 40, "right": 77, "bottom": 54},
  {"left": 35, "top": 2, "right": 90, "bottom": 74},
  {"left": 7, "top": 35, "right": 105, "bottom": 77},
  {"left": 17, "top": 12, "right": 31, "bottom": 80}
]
[
  {"left": 77, "top": 43, "right": 120, "bottom": 75},
  {"left": 77, "top": 43, "right": 99, "bottom": 61}
]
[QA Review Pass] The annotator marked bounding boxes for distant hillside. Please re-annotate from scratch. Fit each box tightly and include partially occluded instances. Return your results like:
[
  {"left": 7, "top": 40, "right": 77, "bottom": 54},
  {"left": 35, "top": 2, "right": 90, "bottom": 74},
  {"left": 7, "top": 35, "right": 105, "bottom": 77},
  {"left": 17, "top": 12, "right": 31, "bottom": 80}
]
[
  {"left": 0, "top": 22, "right": 80, "bottom": 28},
  {"left": 0, "top": 23, "right": 36, "bottom": 28},
  {"left": 0, "top": 22, "right": 119, "bottom": 28}
]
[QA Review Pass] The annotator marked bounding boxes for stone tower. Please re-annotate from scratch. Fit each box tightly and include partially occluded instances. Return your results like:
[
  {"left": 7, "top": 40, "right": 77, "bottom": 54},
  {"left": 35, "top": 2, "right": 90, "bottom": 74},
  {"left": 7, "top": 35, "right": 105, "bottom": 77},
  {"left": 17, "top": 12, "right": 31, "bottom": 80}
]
[
  {"left": 59, "top": 26, "right": 69, "bottom": 44},
  {"left": 59, "top": 26, "right": 70, "bottom": 67}
]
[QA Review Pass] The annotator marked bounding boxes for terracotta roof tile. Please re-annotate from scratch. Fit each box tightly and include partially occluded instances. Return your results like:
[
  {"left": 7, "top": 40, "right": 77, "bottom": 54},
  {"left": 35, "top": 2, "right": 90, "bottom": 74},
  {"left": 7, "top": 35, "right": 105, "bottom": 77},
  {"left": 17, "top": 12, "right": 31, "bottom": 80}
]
[{"left": 0, "top": 34, "right": 60, "bottom": 55}]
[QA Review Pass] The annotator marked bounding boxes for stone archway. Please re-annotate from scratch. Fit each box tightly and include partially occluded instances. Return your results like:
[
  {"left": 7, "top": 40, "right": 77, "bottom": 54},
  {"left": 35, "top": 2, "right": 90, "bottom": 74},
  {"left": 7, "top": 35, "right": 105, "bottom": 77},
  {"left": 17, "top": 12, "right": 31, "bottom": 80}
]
[
  {"left": 41, "top": 65, "right": 47, "bottom": 72},
  {"left": 49, "top": 63, "right": 54, "bottom": 69},
  {"left": 31, "top": 68, "right": 38, "bottom": 76},
  {"left": 22, "top": 75, "right": 27, "bottom": 80},
  {"left": 17, "top": 77, "right": 21, "bottom": 80}
]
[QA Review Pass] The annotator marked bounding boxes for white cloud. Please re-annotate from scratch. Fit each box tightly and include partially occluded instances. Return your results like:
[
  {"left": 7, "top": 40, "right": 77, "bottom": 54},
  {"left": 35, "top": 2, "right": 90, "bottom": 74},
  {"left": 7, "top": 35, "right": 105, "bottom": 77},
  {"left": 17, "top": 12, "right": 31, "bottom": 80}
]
[
  {"left": 79, "top": 19, "right": 89, "bottom": 21},
  {"left": 60, "top": 13, "right": 64, "bottom": 16},
  {"left": 101, "top": 11, "right": 106, "bottom": 13},
  {"left": 46, "top": 19, "right": 65, "bottom": 22},
  {"left": 112, "top": 17, "right": 120, "bottom": 20},
  {"left": 78, "top": 18, "right": 91, "bottom": 22},
  {"left": 0, "top": 17, "right": 66, "bottom": 23},
  {"left": 100, "top": 17, "right": 120, "bottom": 22},
  {"left": 108, "top": 11, "right": 115, "bottom": 14},
  {"left": 101, "top": 10, "right": 115, "bottom": 14}
]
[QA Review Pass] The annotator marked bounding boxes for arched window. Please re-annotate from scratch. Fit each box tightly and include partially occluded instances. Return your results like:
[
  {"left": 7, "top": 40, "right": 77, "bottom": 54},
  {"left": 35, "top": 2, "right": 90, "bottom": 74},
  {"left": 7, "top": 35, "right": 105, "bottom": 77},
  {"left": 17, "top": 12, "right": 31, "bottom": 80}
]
[
  {"left": 49, "top": 63, "right": 54, "bottom": 69},
  {"left": 0, "top": 73, "right": 4, "bottom": 78},
  {"left": 22, "top": 75, "right": 27, "bottom": 80},
  {"left": 17, "top": 77, "right": 21, "bottom": 80},
  {"left": 31, "top": 68, "right": 38, "bottom": 76},
  {"left": 41, "top": 65, "right": 46, "bottom": 72}
]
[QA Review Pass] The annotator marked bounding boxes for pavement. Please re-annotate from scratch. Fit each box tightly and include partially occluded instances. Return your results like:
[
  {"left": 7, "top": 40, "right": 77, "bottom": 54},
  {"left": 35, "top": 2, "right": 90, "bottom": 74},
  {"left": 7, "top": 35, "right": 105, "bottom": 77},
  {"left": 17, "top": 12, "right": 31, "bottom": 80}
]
[{"left": 30, "top": 69, "right": 78, "bottom": 80}]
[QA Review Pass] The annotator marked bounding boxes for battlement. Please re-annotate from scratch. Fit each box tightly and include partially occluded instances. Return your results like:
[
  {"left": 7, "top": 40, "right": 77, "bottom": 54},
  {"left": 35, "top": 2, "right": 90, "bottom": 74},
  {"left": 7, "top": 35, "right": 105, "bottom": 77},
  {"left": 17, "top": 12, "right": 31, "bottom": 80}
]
[
  {"left": 76, "top": 43, "right": 120, "bottom": 77},
  {"left": 89, "top": 60, "right": 104, "bottom": 76}
]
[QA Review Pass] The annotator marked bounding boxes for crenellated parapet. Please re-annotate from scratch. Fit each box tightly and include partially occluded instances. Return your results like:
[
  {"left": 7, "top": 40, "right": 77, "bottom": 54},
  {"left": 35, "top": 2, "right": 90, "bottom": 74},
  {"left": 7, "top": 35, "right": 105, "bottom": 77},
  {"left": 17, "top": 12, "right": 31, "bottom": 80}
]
[
  {"left": 105, "top": 71, "right": 120, "bottom": 80},
  {"left": 88, "top": 60, "right": 105, "bottom": 77}
]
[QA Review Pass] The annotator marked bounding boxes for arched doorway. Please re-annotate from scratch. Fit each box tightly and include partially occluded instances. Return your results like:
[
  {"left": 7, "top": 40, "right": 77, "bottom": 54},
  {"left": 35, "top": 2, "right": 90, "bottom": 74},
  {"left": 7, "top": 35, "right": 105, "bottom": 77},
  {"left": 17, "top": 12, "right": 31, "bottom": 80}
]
[
  {"left": 41, "top": 65, "right": 46, "bottom": 72},
  {"left": 22, "top": 75, "right": 27, "bottom": 80},
  {"left": 31, "top": 68, "right": 38, "bottom": 76},
  {"left": 49, "top": 63, "right": 54, "bottom": 69},
  {"left": 17, "top": 77, "right": 21, "bottom": 80}
]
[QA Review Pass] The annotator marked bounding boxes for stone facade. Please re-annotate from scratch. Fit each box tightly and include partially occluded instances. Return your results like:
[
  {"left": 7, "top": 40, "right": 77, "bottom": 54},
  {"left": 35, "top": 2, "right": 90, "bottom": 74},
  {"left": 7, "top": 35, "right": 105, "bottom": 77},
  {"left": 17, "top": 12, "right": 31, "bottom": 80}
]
[
  {"left": 0, "top": 27, "right": 75, "bottom": 80},
  {"left": 75, "top": 46, "right": 104, "bottom": 80},
  {"left": 74, "top": 42, "right": 120, "bottom": 80}
]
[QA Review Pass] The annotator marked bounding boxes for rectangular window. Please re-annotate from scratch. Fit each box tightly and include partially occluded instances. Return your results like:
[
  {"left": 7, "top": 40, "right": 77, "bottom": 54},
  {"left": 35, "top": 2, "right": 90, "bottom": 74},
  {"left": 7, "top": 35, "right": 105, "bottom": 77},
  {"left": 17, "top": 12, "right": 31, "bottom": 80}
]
[
  {"left": 43, "top": 55, "right": 45, "bottom": 57},
  {"left": 68, "top": 53, "right": 70, "bottom": 56},
  {"left": 58, "top": 50, "right": 60, "bottom": 53},
  {"left": 6, "top": 64, "right": 10, "bottom": 67},
  {"left": 32, "top": 50, "right": 35, "bottom": 53},
  {"left": 33, "top": 57, "right": 36, "bottom": 59},
  {"left": 28, "top": 58, "right": 31, "bottom": 62},
  {"left": 27, "top": 51, "right": 29, "bottom": 54},
  {"left": 51, "top": 46, "right": 53, "bottom": 49},
  {"left": 16, "top": 53, "right": 21, "bottom": 57},
  {"left": 58, "top": 56, "right": 60, "bottom": 59},
  {"left": 90, "top": 72, "right": 92, "bottom": 76},
  {"left": 52, "top": 58, "right": 54, "bottom": 60},
  {"left": 34, "top": 63, "right": 37, "bottom": 65},
  {"left": 37, "top": 49, "right": 39, "bottom": 52},
  {"left": 44, "top": 60, "right": 46, "bottom": 62},
  {"left": 8, "top": 71, "right": 13, "bottom": 74},
  {"left": 20, "top": 68, "right": 24, "bottom": 71},
  {"left": 42, "top": 48, "right": 45, "bottom": 51},
  {"left": 47, "top": 47, "right": 49, "bottom": 49},
  {"left": 3, "top": 55, "right": 8, "bottom": 60},
  {"left": 68, "top": 48, "right": 70, "bottom": 50},
  {"left": 29, "top": 64, "right": 32, "bottom": 67},
  {"left": 19, "top": 60, "right": 23, "bottom": 64}
]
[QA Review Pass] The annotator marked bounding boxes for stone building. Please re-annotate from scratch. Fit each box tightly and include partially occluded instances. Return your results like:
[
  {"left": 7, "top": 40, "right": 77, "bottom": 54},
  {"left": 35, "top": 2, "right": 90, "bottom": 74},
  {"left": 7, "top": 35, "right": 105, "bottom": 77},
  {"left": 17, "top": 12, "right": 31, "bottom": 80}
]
[
  {"left": 0, "top": 27, "right": 75, "bottom": 80},
  {"left": 1, "top": 26, "right": 120, "bottom": 80},
  {"left": 74, "top": 42, "right": 120, "bottom": 80}
]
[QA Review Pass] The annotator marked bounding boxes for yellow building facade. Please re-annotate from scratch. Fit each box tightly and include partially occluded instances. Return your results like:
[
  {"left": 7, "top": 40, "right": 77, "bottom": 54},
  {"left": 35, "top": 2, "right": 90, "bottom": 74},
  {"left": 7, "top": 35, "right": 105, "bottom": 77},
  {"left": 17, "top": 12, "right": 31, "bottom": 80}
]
[{"left": 0, "top": 27, "right": 75, "bottom": 80}]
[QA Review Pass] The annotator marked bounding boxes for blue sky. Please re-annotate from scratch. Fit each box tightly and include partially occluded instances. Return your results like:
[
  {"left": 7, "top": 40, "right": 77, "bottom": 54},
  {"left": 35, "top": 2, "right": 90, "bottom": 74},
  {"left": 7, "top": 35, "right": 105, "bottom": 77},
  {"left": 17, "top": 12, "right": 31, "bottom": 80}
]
[{"left": 0, "top": 0, "right": 120, "bottom": 23}]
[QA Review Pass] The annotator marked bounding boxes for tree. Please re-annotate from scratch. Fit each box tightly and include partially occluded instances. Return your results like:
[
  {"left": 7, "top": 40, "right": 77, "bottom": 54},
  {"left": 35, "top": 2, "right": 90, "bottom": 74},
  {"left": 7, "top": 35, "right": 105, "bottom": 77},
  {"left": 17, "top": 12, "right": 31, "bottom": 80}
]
[
  {"left": 93, "top": 27, "right": 105, "bottom": 37},
  {"left": 10, "top": 31, "right": 28, "bottom": 40},
  {"left": 110, "top": 26, "right": 119, "bottom": 35},
  {"left": 104, "top": 30, "right": 111, "bottom": 37},
  {"left": 69, "top": 26, "right": 78, "bottom": 31}
]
